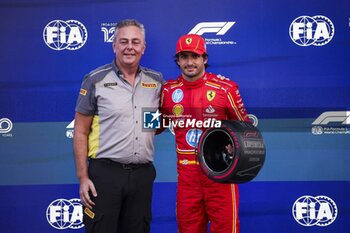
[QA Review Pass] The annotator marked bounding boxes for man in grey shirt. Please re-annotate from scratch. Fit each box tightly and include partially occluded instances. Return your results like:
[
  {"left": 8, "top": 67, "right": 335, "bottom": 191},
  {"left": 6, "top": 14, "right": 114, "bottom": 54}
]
[{"left": 74, "top": 19, "right": 164, "bottom": 233}]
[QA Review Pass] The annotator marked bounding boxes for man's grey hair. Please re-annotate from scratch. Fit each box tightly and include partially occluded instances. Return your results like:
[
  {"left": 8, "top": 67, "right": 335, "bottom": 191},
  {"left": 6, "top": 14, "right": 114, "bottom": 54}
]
[{"left": 113, "top": 19, "right": 146, "bottom": 42}]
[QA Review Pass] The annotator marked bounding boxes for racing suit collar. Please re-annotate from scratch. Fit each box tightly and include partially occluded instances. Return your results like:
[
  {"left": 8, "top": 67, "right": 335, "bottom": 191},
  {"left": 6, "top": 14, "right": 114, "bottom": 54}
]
[{"left": 179, "top": 73, "right": 207, "bottom": 89}]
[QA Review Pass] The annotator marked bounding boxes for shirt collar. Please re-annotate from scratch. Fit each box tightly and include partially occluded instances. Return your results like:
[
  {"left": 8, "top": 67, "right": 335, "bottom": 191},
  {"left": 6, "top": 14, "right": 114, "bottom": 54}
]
[
  {"left": 179, "top": 73, "right": 207, "bottom": 89},
  {"left": 112, "top": 59, "right": 142, "bottom": 77}
]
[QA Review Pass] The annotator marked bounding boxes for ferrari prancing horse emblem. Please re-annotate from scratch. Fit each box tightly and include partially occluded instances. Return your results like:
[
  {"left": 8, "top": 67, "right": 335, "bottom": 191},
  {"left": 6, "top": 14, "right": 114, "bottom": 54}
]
[{"left": 207, "top": 90, "right": 216, "bottom": 101}]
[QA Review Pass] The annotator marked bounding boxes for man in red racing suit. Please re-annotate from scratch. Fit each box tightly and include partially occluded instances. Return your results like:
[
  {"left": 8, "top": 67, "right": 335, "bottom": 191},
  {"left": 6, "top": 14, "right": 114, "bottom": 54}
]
[{"left": 160, "top": 34, "right": 251, "bottom": 233}]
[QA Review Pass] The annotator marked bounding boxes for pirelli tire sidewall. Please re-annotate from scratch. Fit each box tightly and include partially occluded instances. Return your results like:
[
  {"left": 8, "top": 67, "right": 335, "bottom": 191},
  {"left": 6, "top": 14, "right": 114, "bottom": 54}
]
[
  {"left": 198, "top": 120, "right": 266, "bottom": 184},
  {"left": 198, "top": 122, "right": 239, "bottom": 183}
]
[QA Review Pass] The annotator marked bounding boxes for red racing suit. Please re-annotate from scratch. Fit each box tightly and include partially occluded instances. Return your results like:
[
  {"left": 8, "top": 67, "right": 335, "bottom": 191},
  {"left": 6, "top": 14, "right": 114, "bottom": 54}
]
[{"left": 160, "top": 72, "right": 251, "bottom": 233}]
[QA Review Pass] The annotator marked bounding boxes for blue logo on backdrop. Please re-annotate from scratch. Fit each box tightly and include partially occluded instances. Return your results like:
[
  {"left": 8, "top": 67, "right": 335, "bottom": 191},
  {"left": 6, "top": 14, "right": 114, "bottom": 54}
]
[
  {"left": 292, "top": 195, "right": 338, "bottom": 227},
  {"left": 172, "top": 89, "right": 184, "bottom": 103},
  {"left": 289, "top": 15, "right": 335, "bottom": 47},
  {"left": 43, "top": 20, "right": 88, "bottom": 50},
  {"left": 311, "top": 111, "right": 350, "bottom": 135},
  {"left": 189, "top": 22, "right": 235, "bottom": 36},
  {"left": 0, "top": 118, "right": 13, "bottom": 135},
  {"left": 143, "top": 110, "right": 161, "bottom": 129},
  {"left": 189, "top": 21, "right": 237, "bottom": 45},
  {"left": 248, "top": 114, "right": 258, "bottom": 127},
  {"left": 46, "top": 198, "right": 84, "bottom": 230},
  {"left": 186, "top": 129, "right": 203, "bottom": 147},
  {"left": 101, "top": 23, "right": 117, "bottom": 42}
]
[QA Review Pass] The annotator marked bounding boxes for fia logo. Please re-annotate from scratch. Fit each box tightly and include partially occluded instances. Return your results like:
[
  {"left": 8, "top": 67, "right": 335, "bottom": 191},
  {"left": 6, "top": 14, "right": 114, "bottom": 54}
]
[
  {"left": 289, "top": 15, "right": 335, "bottom": 46},
  {"left": 46, "top": 198, "right": 84, "bottom": 230},
  {"left": 43, "top": 20, "right": 88, "bottom": 50},
  {"left": 292, "top": 195, "right": 338, "bottom": 227},
  {"left": 143, "top": 110, "right": 161, "bottom": 129}
]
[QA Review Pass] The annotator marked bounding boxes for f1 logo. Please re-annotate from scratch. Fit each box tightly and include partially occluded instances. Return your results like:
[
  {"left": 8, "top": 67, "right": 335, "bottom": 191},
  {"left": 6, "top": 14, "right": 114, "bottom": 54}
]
[
  {"left": 189, "top": 22, "right": 236, "bottom": 35},
  {"left": 312, "top": 111, "right": 350, "bottom": 125}
]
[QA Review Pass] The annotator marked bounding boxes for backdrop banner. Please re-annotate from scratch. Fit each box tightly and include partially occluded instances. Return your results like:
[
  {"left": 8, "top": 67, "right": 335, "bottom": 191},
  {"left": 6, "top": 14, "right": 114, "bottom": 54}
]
[{"left": 1, "top": 0, "right": 349, "bottom": 232}]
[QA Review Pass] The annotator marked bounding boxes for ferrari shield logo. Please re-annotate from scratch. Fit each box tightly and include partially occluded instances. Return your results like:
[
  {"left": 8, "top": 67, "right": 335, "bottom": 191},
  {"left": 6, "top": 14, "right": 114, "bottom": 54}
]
[
  {"left": 186, "top": 38, "right": 192, "bottom": 45},
  {"left": 207, "top": 90, "right": 216, "bottom": 101}
]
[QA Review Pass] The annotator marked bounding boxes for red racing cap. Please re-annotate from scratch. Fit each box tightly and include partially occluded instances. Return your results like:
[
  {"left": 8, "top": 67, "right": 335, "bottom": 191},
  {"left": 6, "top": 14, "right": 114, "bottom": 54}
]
[{"left": 176, "top": 34, "right": 207, "bottom": 55}]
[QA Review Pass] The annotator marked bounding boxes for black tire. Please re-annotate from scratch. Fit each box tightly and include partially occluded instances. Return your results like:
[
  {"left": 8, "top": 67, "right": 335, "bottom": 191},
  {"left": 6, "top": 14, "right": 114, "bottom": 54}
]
[{"left": 197, "top": 120, "right": 266, "bottom": 183}]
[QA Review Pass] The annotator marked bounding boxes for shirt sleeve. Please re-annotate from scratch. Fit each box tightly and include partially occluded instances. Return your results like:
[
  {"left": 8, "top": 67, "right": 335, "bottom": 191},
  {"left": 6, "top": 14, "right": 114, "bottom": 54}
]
[{"left": 75, "top": 75, "right": 96, "bottom": 116}]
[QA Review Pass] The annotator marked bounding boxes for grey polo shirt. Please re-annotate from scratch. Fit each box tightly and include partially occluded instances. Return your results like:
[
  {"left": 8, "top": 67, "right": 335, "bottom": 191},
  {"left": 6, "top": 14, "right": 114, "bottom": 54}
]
[{"left": 75, "top": 61, "right": 164, "bottom": 164}]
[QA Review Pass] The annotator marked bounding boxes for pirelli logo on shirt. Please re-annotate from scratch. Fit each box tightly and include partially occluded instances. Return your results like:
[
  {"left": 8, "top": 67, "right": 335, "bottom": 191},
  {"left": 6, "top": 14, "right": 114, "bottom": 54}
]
[
  {"left": 80, "top": 88, "right": 87, "bottom": 96},
  {"left": 84, "top": 207, "right": 95, "bottom": 219},
  {"left": 141, "top": 82, "right": 157, "bottom": 88}
]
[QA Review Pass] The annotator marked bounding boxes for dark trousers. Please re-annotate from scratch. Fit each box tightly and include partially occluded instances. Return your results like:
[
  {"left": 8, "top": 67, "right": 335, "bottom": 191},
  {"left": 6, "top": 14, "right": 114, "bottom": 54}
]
[{"left": 83, "top": 158, "right": 156, "bottom": 233}]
